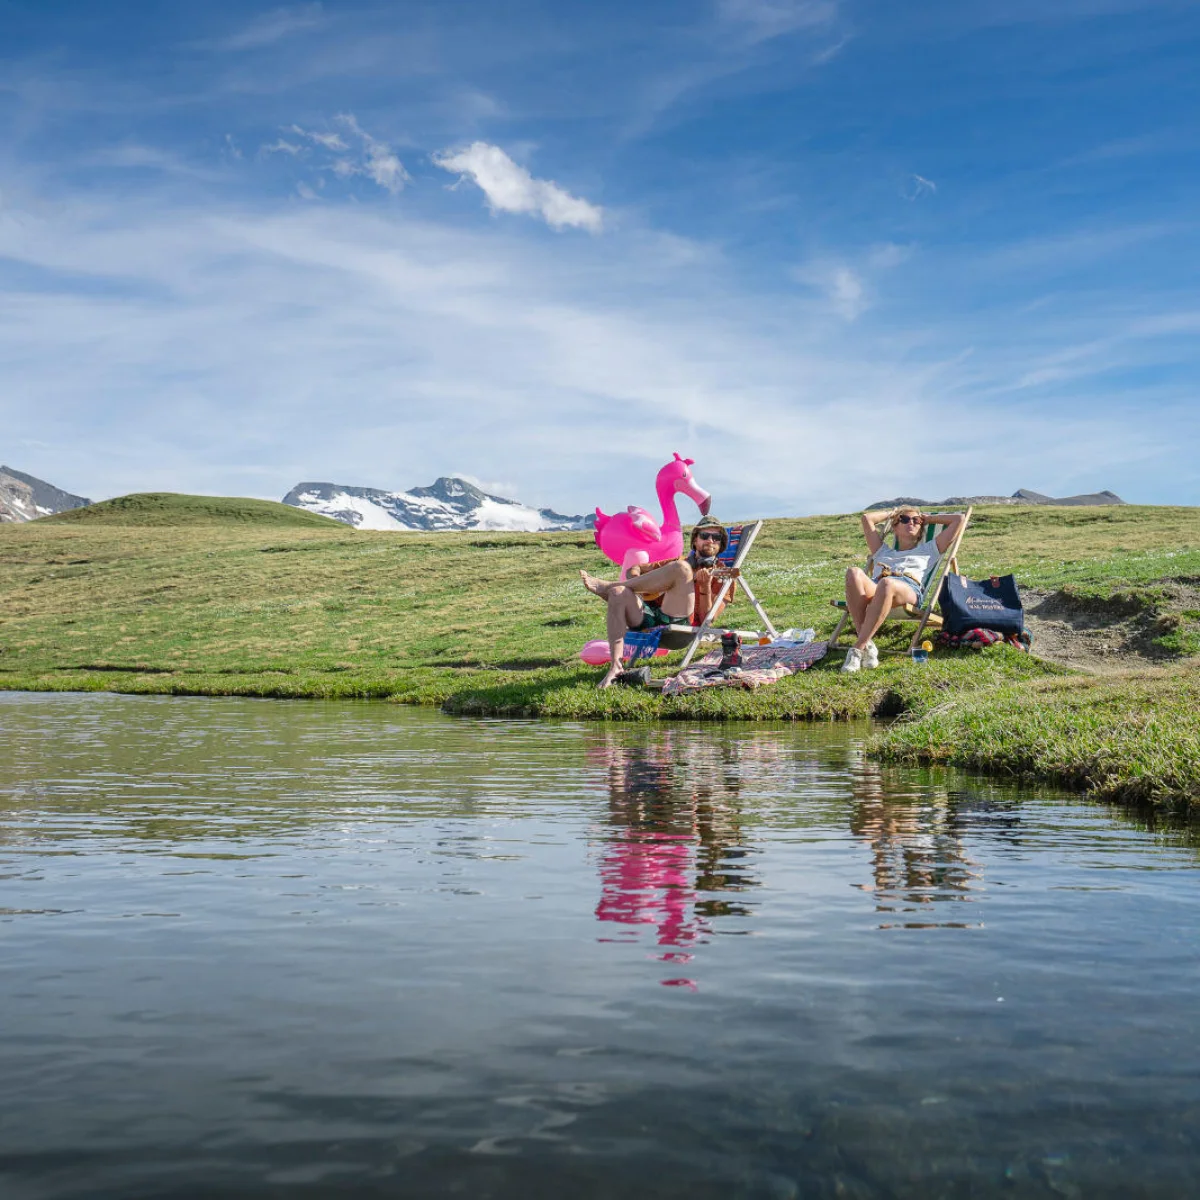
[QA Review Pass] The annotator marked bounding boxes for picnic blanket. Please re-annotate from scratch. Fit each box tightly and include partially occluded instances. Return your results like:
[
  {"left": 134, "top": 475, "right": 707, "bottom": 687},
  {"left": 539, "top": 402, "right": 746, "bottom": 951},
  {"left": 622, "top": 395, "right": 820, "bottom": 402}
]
[{"left": 662, "top": 640, "right": 828, "bottom": 696}]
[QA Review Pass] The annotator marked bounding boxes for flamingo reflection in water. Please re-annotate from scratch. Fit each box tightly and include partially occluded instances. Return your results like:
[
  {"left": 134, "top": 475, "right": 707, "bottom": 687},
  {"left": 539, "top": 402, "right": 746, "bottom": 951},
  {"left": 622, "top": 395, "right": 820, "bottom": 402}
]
[{"left": 588, "top": 730, "right": 771, "bottom": 988}]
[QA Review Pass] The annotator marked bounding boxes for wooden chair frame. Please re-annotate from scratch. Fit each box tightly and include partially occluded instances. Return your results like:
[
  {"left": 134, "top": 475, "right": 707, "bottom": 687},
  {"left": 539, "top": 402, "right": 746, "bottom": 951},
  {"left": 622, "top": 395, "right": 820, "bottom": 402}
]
[{"left": 655, "top": 520, "right": 780, "bottom": 668}]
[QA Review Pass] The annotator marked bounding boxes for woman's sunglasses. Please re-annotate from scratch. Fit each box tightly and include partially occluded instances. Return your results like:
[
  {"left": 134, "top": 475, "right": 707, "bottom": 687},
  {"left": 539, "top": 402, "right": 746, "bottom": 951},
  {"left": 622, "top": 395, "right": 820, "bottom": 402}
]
[{"left": 895, "top": 516, "right": 923, "bottom": 526}]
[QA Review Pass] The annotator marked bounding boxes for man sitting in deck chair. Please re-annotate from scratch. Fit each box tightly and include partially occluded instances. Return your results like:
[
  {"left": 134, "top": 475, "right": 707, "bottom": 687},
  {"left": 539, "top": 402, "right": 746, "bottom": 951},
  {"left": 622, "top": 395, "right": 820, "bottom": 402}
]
[
  {"left": 841, "top": 505, "right": 967, "bottom": 673},
  {"left": 580, "top": 518, "right": 739, "bottom": 689}
]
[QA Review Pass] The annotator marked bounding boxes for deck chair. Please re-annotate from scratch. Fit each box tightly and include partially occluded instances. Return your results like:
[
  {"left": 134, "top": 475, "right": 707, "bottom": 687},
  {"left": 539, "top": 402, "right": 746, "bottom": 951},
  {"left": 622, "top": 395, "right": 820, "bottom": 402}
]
[
  {"left": 829, "top": 507, "right": 972, "bottom": 652},
  {"left": 652, "top": 520, "right": 780, "bottom": 669}
]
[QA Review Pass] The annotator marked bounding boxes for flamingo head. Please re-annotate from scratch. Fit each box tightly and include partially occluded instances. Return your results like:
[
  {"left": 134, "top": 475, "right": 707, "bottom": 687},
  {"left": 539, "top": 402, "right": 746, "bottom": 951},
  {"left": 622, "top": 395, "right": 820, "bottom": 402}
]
[{"left": 660, "top": 452, "right": 711, "bottom": 516}]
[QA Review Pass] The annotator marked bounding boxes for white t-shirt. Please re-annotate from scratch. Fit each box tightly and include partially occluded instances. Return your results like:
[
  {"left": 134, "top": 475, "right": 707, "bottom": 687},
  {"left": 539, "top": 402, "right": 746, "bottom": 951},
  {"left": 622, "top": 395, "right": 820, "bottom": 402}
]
[{"left": 871, "top": 538, "right": 941, "bottom": 589}]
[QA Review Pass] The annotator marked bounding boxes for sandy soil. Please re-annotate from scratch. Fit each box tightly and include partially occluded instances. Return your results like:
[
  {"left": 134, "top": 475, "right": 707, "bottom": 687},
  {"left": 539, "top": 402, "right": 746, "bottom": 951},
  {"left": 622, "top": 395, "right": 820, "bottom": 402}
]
[{"left": 1023, "top": 583, "right": 1200, "bottom": 674}]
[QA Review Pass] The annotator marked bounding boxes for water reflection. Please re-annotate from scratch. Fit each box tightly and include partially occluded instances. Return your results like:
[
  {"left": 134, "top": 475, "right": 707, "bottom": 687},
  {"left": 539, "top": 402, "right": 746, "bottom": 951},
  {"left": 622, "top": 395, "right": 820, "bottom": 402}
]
[
  {"left": 3, "top": 695, "right": 1200, "bottom": 1198},
  {"left": 587, "top": 734, "right": 1021, "bottom": 943},
  {"left": 848, "top": 762, "right": 987, "bottom": 929},
  {"left": 588, "top": 730, "right": 766, "bottom": 986}
]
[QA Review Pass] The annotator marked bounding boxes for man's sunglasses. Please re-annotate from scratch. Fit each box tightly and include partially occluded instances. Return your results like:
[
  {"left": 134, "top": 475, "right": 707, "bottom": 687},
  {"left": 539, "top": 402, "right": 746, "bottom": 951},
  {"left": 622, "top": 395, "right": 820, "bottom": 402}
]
[
  {"left": 895, "top": 516, "right": 923, "bottom": 526},
  {"left": 695, "top": 531, "right": 723, "bottom": 541}
]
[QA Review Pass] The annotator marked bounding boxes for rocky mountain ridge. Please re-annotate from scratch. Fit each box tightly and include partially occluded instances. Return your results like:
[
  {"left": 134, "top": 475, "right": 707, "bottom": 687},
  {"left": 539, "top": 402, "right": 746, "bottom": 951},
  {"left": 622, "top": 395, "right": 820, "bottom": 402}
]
[
  {"left": 868, "top": 488, "right": 1126, "bottom": 509},
  {"left": 282, "top": 476, "right": 592, "bottom": 532},
  {"left": 0, "top": 466, "right": 92, "bottom": 523}
]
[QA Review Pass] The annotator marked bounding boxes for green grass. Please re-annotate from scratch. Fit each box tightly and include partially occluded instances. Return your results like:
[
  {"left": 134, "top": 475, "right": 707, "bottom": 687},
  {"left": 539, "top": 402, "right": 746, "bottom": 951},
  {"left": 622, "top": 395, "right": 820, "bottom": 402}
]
[
  {"left": 442, "top": 645, "right": 1062, "bottom": 721},
  {"left": 874, "top": 661, "right": 1200, "bottom": 811},
  {"left": 42, "top": 491, "right": 341, "bottom": 528},
  {"left": 3, "top": 497, "right": 1199, "bottom": 807}
]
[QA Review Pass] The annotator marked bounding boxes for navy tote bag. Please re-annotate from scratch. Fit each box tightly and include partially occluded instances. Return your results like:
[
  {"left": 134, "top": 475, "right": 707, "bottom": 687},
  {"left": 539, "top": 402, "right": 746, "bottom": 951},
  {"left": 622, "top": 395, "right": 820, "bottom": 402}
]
[{"left": 939, "top": 574, "right": 1024, "bottom": 636}]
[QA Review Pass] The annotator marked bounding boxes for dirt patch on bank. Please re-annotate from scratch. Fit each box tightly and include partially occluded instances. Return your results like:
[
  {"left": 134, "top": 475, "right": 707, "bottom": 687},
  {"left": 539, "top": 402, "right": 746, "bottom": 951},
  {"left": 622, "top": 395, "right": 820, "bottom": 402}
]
[{"left": 1023, "top": 580, "right": 1200, "bottom": 673}]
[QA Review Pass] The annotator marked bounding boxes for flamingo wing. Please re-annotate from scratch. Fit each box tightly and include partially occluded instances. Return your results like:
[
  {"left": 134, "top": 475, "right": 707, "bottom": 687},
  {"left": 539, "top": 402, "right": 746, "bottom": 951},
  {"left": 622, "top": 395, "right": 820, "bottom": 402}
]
[{"left": 626, "top": 506, "right": 662, "bottom": 542}]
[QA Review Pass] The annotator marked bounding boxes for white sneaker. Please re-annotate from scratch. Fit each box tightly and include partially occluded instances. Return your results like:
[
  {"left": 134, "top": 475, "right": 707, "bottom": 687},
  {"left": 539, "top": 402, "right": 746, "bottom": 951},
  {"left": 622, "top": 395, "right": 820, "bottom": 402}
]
[
  {"left": 841, "top": 647, "right": 863, "bottom": 673},
  {"left": 863, "top": 641, "right": 879, "bottom": 669}
]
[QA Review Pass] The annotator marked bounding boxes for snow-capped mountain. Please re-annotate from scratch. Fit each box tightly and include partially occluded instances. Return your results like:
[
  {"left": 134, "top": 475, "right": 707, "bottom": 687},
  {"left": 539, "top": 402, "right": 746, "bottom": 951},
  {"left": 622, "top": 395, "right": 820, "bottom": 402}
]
[
  {"left": 281, "top": 476, "right": 593, "bottom": 532},
  {"left": 0, "top": 466, "right": 92, "bottom": 523}
]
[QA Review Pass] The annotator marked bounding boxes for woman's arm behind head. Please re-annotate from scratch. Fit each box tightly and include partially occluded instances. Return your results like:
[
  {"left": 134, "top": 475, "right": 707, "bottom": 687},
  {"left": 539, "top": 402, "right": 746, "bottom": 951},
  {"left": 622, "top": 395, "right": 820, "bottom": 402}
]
[{"left": 860, "top": 508, "right": 892, "bottom": 556}]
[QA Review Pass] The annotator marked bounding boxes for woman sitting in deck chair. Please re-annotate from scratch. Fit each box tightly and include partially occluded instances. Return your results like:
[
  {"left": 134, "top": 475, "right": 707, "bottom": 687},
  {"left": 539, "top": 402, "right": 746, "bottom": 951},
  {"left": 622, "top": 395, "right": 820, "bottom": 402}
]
[{"left": 841, "top": 505, "right": 966, "bottom": 673}]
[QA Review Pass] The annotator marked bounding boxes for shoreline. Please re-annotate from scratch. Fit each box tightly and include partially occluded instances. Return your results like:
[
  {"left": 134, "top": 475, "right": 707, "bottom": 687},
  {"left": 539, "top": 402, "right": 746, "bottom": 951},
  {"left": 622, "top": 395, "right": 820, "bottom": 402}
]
[
  {"left": 4, "top": 651, "right": 1196, "bottom": 813},
  {"left": 3, "top": 504, "right": 1197, "bottom": 814}
]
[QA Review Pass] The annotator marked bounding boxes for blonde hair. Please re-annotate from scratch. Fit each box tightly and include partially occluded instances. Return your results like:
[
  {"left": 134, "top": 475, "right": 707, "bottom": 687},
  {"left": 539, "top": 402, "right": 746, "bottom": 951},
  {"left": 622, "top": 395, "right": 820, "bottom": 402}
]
[{"left": 883, "top": 505, "right": 925, "bottom": 539}]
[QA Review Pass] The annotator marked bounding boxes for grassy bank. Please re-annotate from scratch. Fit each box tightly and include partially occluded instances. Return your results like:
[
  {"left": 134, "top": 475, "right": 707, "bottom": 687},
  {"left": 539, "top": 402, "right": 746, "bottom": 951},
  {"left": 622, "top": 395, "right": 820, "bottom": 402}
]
[
  {"left": 874, "top": 661, "right": 1200, "bottom": 811},
  {"left": 3, "top": 494, "right": 1199, "bottom": 807}
]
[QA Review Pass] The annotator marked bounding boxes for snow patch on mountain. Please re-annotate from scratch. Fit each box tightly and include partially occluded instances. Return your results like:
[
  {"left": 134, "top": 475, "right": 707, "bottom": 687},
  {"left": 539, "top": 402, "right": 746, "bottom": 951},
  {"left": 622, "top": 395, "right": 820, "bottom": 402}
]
[
  {"left": 0, "top": 466, "right": 92, "bottom": 524},
  {"left": 282, "top": 477, "right": 592, "bottom": 532}
]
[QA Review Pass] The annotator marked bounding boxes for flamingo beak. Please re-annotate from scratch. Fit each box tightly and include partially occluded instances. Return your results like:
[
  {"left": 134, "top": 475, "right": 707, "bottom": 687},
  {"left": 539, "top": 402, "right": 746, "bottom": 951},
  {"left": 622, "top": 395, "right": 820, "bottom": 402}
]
[{"left": 697, "top": 492, "right": 712, "bottom": 516}]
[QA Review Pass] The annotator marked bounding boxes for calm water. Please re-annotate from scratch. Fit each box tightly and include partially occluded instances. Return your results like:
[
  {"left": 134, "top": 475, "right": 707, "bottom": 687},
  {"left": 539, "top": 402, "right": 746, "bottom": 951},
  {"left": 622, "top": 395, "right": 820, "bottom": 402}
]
[{"left": 1, "top": 693, "right": 1198, "bottom": 1199}]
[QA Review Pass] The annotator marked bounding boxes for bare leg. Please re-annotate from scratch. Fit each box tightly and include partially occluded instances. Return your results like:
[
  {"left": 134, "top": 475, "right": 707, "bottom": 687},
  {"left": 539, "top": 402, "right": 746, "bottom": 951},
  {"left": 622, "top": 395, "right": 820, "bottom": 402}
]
[
  {"left": 845, "top": 568, "right": 875, "bottom": 633},
  {"left": 582, "top": 559, "right": 693, "bottom": 608},
  {"left": 853, "top": 578, "right": 918, "bottom": 650},
  {"left": 583, "top": 561, "right": 695, "bottom": 689},
  {"left": 597, "top": 585, "right": 646, "bottom": 688}
]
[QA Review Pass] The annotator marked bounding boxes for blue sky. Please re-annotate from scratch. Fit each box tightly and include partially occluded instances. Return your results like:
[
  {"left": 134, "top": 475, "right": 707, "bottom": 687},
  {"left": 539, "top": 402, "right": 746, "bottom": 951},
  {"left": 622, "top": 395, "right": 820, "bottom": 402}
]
[{"left": 1, "top": 0, "right": 1197, "bottom": 517}]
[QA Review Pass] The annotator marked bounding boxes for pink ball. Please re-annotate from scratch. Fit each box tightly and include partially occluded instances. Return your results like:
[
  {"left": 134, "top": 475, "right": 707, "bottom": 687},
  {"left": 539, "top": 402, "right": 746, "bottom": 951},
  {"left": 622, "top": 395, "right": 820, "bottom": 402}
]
[{"left": 580, "top": 639, "right": 611, "bottom": 665}]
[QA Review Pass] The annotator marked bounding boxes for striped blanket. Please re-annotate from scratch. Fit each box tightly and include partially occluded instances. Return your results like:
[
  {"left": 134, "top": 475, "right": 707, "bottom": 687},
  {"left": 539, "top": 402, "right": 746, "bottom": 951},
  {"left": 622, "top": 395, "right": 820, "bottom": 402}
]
[{"left": 662, "top": 641, "right": 828, "bottom": 696}]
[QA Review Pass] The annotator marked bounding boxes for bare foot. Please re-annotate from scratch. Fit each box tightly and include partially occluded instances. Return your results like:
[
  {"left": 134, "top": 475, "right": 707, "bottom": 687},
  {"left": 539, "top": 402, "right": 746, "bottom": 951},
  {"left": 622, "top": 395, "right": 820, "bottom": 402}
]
[
  {"left": 597, "top": 661, "right": 622, "bottom": 689},
  {"left": 580, "top": 570, "right": 612, "bottom": 597}
]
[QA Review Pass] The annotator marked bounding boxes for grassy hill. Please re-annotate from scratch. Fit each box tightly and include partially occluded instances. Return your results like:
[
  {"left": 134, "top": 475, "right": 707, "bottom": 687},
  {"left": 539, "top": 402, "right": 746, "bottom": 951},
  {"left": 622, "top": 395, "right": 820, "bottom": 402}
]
[
  {"left": 2, "top": 502, "right": 1198, "bottom": 807},
  {"left": 42, "top": 492, "right": 342, "bottom": 528}
]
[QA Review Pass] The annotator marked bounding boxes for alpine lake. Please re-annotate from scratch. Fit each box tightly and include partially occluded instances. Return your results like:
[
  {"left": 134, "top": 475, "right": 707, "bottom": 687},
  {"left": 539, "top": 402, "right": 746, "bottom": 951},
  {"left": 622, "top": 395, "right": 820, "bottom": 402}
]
[{"left": 2, "top": 691, "right": 1197, "bottom": 1199}]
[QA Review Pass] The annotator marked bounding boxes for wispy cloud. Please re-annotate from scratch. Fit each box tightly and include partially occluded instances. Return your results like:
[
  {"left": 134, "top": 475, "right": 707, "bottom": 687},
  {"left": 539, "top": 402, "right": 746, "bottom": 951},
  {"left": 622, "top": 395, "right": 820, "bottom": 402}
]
[
  {"left": 332, "top": 115, "right": 409, "bottom": 193},
  {"left": 792, "top": 244, "right": 911, "bottom": 321},
  {"left": 262, "top": 138, "right": 304, "bottom": 157},
  {"left": 87, "top": 144, "right": 225, "bottom": 181},
  {"left": 260, "top": 115, "right": 409, "bottom": 194},
  {"left": 289, "top": 124, "right": 346, "bottom": 151},
  {"left": 717, "top": 0, "right": 839, "bottom": 44},
  {"left": 220, "top": 4, "right": 326, "bottom": 51},
  {"left": 795, "top": 263, "right": 866, "bottom": 320},
  {"left": 1, "top": 183, "right": 1188, "bottom": 513},
  {"left": 433, "top": 143, "right": 604, "bottom": 233},
  {"left": 905, "top": 173, "right": 937, "bottom": 200}
]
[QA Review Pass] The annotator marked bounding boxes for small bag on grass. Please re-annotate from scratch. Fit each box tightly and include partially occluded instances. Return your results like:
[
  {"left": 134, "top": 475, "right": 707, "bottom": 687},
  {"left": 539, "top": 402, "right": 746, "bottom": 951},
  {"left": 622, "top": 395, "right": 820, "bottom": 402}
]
[
  {"left": 615, "top": 666, "right": 652, "bottom": 688},
  {"left": 940, "top": 574, "right": 1024, "bottom": 636}
]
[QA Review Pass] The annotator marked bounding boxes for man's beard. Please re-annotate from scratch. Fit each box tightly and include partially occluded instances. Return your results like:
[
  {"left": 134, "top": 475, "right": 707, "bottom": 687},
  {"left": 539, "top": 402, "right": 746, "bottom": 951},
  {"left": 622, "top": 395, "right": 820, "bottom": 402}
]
[{"left": 689, "top": 549, "right": 719, "bottom": 568}]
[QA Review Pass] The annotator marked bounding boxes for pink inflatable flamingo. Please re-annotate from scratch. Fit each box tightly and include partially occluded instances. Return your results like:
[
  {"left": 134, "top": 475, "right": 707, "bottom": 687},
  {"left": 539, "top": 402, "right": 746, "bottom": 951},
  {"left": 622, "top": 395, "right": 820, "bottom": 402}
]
[{"left": 593, "top": 453, "right": 712, "bottom": 577}]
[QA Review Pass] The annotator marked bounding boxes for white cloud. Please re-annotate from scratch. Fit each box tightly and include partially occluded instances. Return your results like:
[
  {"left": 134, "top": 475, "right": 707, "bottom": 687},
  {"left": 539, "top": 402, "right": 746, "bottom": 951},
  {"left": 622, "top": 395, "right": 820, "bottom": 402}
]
[
  {"left": 867, "top": 242, "right": 912, "bottom": 270},
  {"left": 263, "top": 116, "right": 409, "bottom": 195},
  {"left": 905, "top": 173, "right": 937, "bottom": 199},
  {"left": 718, "top": 0, "right": 839, "bottom": 44},
  {"left": 262, "top": 138, "right": 303, "bottom": 157},
  {"left": 1, "top": 185, "right": 1188, "bottom": 515},
  {"left": 335, "top": 114, "right": 409, "bottom": 194},
  {"left": 289, "top": 125, "right": 346, "bottom": 150},
  {"left": 432, "top": 142, "right": 604, "bottom": 233},
  {"left": 88, "top": 144, "right": 223, "bottom": 181},
  {"left": 792, "top": 260, "right": 869, "bottom": 320},
  {"left": 221, "top": 4, "right": 325, "bottom": 51}
]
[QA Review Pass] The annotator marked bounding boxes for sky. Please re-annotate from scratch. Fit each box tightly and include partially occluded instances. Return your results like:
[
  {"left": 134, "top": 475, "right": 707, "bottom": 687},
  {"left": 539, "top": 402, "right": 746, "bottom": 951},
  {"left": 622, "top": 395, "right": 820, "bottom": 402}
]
[{"left": 1, "top": 0, "right": 1198, "bottom": 518}]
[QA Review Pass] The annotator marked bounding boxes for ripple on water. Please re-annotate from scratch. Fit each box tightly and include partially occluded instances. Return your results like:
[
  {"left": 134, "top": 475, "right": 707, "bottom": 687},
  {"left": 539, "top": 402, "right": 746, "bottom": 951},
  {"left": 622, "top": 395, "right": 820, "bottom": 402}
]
[{"left": 1, "top": 691, "right": 1198, "bottom": 1198}]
